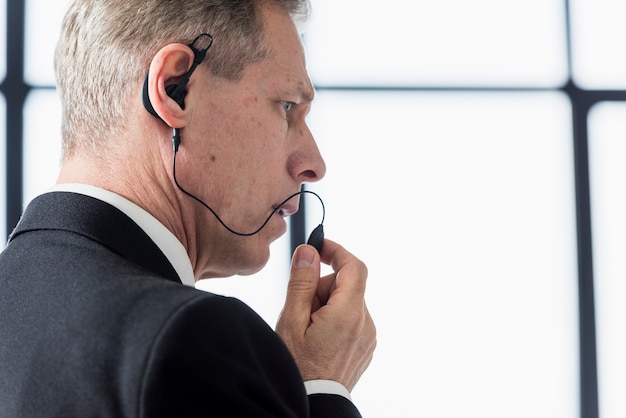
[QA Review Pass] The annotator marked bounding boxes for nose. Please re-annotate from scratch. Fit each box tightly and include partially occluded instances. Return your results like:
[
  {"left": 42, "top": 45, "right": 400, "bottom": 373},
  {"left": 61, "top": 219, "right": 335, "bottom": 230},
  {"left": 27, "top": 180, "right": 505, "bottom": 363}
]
[{"left": 288, "top": 123, "right": 326, "bottom": 183}]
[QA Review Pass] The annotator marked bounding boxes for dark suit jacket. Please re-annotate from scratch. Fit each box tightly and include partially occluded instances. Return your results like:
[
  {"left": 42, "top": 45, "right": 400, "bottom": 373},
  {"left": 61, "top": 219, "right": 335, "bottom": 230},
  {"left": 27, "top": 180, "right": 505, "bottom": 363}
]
[{"left": 0, "top": 192, "right": 361, "bottom": 417}]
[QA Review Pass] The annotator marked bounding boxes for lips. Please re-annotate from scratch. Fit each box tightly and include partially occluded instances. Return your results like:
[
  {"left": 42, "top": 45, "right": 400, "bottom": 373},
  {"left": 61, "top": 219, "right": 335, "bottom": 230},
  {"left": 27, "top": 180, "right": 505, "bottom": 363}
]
[
  {"left": 276, "top": 203, "right": 298, "bottom": 218},
  {"left": 273, "top": 193, "right": 301, "bottom": 218}
]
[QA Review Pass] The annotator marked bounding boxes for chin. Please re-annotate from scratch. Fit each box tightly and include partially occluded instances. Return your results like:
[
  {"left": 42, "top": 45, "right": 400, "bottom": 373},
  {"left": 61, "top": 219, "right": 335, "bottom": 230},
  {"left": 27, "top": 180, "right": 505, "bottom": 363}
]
[
  {"left": 205, "top": 223, "right": 283, "bottom": 278},
  {"left": 236, "top": 243, "right": 272, "bottom": 276},
  {"left": 209, "top": 236, "right": 271, "bottom": 277},
  {"left": 200, "top": 252, "right": 269, "bottom": 279},
  {"left": 231, "top": 261, "right": 268, "bottom": 277}
]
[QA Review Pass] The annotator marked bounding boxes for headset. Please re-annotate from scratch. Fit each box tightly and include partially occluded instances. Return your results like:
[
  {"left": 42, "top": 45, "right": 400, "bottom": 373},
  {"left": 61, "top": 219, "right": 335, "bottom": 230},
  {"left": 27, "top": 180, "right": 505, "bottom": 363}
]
[
  {"left": 142, "top": 33, "right": 214, "bottom": 122},
  {"left": 141, "top": 33, "right": 324, "bottom": 253}
]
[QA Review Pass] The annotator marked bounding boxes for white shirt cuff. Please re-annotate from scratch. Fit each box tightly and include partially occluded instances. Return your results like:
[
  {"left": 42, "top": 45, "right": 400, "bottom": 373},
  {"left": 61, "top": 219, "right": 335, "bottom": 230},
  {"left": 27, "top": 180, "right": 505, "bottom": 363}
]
[{"left": 304, "top": 379, "right": 352, "bottom": 401}]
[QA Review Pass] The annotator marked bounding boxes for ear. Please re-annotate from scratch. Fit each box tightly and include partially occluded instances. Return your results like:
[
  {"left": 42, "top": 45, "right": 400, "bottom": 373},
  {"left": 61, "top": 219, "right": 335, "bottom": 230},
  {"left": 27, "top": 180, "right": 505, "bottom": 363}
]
[{"left": 145, "top": 44, "right": 196, "bottom": 129}]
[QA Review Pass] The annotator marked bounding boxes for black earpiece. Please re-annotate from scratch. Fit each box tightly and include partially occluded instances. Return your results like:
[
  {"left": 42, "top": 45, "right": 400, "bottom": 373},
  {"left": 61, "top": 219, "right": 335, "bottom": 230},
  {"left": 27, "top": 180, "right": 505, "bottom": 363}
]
[{"left": 142, "top": 33, "right": 213, "bottom": 121}]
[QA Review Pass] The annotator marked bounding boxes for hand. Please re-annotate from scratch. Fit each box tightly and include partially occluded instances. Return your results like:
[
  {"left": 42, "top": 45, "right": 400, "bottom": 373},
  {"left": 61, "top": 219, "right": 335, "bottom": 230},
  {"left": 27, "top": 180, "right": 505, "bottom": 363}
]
[{"left": 276, "top": 239, "right": 376, "bottom": 392}]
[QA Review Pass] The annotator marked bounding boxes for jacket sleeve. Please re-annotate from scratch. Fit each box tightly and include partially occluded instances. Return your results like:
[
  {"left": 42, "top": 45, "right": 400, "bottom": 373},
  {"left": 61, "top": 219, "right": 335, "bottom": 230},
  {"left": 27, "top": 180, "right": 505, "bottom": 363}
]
[
  {"left": 308, "top": 394, "right": 363, "bottom": 418},
  {"left": 138, "top": 294, "right": 362, "bottom": 418}
]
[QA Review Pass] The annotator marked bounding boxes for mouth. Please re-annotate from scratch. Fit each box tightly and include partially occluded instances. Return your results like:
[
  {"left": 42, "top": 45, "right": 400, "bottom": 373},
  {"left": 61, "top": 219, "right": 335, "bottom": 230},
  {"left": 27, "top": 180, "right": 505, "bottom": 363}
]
[
  {"left": 275, "top": 203, "right": 298, "bottom": 218},
  {"left": 273, "top": 193, "right": 301, "bottom": 218}
]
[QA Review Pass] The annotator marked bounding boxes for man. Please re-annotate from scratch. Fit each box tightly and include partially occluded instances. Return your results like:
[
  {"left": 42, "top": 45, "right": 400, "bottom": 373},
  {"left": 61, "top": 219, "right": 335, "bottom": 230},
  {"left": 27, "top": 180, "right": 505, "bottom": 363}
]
[{"left": 0, "top": 0, "right": 376, "bottom": 416}]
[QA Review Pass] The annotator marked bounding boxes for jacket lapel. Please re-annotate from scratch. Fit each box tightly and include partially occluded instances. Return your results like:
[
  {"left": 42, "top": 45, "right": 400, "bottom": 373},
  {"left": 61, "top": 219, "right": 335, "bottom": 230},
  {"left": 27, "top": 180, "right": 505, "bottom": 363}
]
[{"left": 9, "top": 192, "right": 181, "bottom": 284}]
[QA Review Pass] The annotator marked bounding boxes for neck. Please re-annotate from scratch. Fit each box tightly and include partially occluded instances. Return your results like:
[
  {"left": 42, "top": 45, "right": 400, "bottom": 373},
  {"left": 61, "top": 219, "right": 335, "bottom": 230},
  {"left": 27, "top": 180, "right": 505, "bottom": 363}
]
[{"left": 56, "top": 144, "right": 196, "bottom": 259}]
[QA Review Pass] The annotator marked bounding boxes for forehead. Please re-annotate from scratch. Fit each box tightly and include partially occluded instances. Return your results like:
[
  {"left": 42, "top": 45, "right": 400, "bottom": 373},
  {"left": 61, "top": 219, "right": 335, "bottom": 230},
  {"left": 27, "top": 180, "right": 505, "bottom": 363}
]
[{"left": 255, "top": 2, "right": 314, "bottom": 100}]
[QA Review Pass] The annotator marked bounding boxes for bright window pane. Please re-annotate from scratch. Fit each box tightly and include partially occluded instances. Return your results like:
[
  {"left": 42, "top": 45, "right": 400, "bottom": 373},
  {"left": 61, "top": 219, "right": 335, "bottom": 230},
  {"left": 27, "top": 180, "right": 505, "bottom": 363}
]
[
  {"left": 23, "top": 90, "right": 62, "bottom": 205},
  {"left": 570, "top": 0, "right": 626, "bottom": 89},
  {"left": 24, "top": 0, "right": 70, "bottom": 86},
  {"left": 588, "top": 102, "right": 626, "bottom": 418},
  {"left": 305, "top": 0, "right": 567, "bottom": 87},
  {"left": 307, "top": 91, "right": 579, "bottom": 418}
]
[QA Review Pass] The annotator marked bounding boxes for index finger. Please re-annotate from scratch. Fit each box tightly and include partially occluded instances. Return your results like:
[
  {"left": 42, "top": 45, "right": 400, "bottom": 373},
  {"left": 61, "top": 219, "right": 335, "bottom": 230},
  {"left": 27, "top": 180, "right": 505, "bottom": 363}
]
[{"left": 319, "top": 239, "right": 368, "bottom": 301}]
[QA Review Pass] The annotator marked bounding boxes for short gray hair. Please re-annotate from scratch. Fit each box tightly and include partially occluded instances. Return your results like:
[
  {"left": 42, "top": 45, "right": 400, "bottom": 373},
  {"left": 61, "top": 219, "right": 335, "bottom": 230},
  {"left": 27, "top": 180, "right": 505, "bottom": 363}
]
[{"left": 54, "top": 0, "right": 310, "bottom": 158}]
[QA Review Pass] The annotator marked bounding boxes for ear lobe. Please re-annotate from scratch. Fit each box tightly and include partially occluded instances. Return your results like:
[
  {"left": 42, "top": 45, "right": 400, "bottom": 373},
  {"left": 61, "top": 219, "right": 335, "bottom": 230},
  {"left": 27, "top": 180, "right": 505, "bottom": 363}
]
[{"left": 143, "top": 45, "right": 195, "bottom": 128}]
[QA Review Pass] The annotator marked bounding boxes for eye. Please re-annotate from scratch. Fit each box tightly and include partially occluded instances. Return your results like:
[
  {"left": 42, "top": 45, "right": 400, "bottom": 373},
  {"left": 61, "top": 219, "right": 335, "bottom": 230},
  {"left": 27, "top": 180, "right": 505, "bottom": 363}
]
[{"left": 281, "top": 101, "right": 294, "bottom": 113}]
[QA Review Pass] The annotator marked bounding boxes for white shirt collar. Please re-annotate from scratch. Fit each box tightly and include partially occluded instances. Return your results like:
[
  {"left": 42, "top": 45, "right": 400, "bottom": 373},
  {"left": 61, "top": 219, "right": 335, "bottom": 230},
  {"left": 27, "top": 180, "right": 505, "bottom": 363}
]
[{"left": 47, "top": 183, "right": 196, "bottom": 287}]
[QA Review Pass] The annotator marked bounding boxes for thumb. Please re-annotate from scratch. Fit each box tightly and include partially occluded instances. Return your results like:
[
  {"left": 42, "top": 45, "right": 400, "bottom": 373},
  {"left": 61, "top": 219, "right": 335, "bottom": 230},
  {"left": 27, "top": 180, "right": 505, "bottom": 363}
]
[{"left": 280, "top": 245, "right": 320, "bottom": 330}]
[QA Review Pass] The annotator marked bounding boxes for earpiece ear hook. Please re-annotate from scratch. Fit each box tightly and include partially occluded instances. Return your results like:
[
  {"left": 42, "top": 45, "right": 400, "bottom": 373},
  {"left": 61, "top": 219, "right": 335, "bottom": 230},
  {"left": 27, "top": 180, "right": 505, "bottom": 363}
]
[
  {"left": 168, "top": 34, "right": 213, "bottom": 153},
  {"left": 142, "top": 33, "right": 214, "bottom": 119},
  {"left": 189, "top": 33, "right": 214, "bottom": 57},
  {"left": 167, "top": 33, "right": 214, "bottom": 107}
]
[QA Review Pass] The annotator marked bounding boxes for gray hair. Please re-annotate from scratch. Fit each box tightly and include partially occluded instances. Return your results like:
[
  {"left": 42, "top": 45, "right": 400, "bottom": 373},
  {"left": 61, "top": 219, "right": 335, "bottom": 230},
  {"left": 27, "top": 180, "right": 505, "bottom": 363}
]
[{"left": 54, "top": 0, "right": 310, "bottom": 158}]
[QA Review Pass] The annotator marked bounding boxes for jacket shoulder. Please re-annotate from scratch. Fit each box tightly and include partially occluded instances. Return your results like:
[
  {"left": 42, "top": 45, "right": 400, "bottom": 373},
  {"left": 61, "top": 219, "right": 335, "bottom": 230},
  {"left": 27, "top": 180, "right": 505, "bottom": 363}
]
[{"left": 139, "top": 293, "right": 308, "bottom": 418}]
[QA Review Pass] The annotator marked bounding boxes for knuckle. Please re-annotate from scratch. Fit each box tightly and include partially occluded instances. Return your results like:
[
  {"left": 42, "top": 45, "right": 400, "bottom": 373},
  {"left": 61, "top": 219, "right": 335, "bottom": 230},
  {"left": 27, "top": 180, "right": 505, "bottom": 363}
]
[
  {"left": 287, "top": 277, "right": 315, "bottom": 294},
  {"left": 354, "top": 258, "right": 368, "bottom": 280}
]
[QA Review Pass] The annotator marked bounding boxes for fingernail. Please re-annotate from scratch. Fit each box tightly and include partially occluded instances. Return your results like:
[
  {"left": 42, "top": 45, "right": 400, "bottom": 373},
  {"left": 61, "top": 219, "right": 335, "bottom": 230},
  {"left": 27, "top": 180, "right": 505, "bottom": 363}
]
[{"left": 295, "top": 245, "right": 315, "bottom": 268}]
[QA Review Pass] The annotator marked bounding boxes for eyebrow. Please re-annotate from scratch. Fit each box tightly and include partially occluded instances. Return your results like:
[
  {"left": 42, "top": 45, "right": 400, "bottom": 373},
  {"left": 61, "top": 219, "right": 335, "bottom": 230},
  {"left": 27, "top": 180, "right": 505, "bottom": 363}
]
[{"left": 296, "top": 81, "right": 315, "bottom": 103}]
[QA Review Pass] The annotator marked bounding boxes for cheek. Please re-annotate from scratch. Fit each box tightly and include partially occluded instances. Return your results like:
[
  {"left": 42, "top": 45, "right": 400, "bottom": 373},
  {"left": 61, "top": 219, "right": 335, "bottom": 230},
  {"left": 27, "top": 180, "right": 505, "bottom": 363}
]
[
  {"left": 239, "top": 119, "right": 288, "bottom": 164},
  {"left": 207, "top": 102, "right": 288, "bottom": 172}
]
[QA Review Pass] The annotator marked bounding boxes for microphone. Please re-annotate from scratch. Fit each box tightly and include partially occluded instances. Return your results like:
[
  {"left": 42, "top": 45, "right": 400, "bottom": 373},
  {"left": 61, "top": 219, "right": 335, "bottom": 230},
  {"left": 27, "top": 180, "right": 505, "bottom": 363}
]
[{"left": 306, "top": 224, "right": 324, "bottom": 253}]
